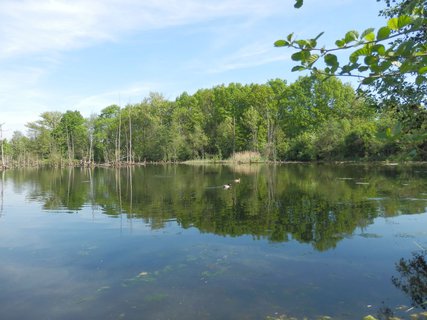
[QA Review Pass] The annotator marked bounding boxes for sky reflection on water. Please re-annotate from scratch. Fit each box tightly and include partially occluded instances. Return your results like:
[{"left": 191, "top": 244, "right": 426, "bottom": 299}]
[{"left": 0, "top": 164, "right": 426, "bottom": 319}]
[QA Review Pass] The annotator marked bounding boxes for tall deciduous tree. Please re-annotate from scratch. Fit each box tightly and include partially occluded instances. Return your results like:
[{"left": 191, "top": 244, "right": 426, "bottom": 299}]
[
  {"left": 26, "top": 111, "right": 62, "bottom": 160},
  {"left": 9, "top": 131, "right": 30, "bottom": 165},
  {"left": 93, "top": 105, "right": 121, "bottom": 163},
  {"left": 53, "top": 110, "right": 87, "bottom": 163}
]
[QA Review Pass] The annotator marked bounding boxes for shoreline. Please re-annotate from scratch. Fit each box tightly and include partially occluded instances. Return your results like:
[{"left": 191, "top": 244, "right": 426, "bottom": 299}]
[{"left": 1, "top": 159, "right": 427, "bottom": 170}]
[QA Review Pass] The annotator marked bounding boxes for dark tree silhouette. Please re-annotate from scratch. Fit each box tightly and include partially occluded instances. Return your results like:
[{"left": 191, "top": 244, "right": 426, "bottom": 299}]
[{"left": 392, "top": 250, "right": 427, "bottom": 309}]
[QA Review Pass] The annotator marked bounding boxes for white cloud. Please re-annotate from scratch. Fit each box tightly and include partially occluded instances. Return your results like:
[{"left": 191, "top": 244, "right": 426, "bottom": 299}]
[
  {"left": 207, "top": 42, "right": 290, "bottom": 73},
  {"left": 0, "top": 1, "right": 106, "bottom": 58},
  {"left": 0, "top": 0, "right": 289, "bottom": 138},
  {"left": 0, "top": 0, "right": 284, "bottom": 59},
  {"left": 73, "top": 82, "right": 156, "bottom": 116}
]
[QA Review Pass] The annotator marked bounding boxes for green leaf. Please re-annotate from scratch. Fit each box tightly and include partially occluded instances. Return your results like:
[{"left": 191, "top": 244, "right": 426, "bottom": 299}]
[
  {"left": 291, "top": 52, "right": 304, "bottom": 61},
  {"left": 308, "top": 39, "right": 317, "bottom": 48},
  {"left": 377, "top": 27, "right": 391, "bottom": 40},
  {"left": 396, "top": 40, "right": 414, "bottom": 56},
  {"left": 372, "top": 44, "right": 385, "bottom": 55},
  {"left": 387, "top": 17, "right": 399, "bottom": 30},
  {"left": 361, "top": 28, "right": 375, "bottom": 38},
  {"left": 364, "top": 55, "right": 379, "bottom": 66},
  {"left": 294, "top": 0, "right": 303, "bottom": 9},
  {"left": 349, "top": 53, "right": 359, "bottom": 64},
  {"left": 296, "top": 39, "right": 309, "bottom": 48},
  {"left": 314, "top": 32, "right": 324, "bottom": 41},
  {"left": 386, "top": 16, "right": 411, "bottom": 31},
  {"left": 307, "top": 54, "right": 319, "bottom": 65},
  {"left": 414, "top": 51, "right": 427, "bottom": 57},
  {"left": 287, "top": 33, "right": 294, "bottom": 41},
  {"left": 415, "top": 75, "right": 427, "bottom": 85},
  {"left": 358, "top": 66, "right": 369, "bottom": 72},
  {"left": 399, "top": 60, "right": 413, "bottom": 73},
  {"left": 397, "top": 15, "right": 413, "bottom": 29},
  {"left": 364, "top": 32, "right": 375, "bottom": 42},
  {"left": 418, "top": 66, "right": 427, "bottom": 74},
  {"left": 377, "top": 61, "right": 392, "bottom": 72},
  {"left": 344, "top": 30, "right": 359, "bottom": 43},
  {"left": 324, "top": 54, "right": 338, "bottom": 67},
  {"left": 349, "top": 46, "right": 371, "bottom": 63},
  {"left": 355, "top": 47, "right": 371, "bottom": 56},
  {"left": 361, "top": 77, "right": 376, "bottom": 85},
  {"left": 412, "top": 16, "right": 425, "bottom": 29},
  {"left": 342, "top": 63, "right": 359, "bottom": 74},
  {"left": 301, "top": 50, "right": 311, "bottom": 60},
  {"left": 370, "top": 64, "right": 382, "bottom": 74},
  {"left": 335, "top": 39, "right": 345, "bottom": 48},
  {"left": 293, "top": 50, "right": 310, "bottom": 63},
  {"left": 291, "top": 66, "right": 306, "bottom": 72},
  {"left": 361, "top": 28, "right": 375, "bottom": 41},
  {"left": 274, "top": 40, "right": 289, "bottom": 47}
]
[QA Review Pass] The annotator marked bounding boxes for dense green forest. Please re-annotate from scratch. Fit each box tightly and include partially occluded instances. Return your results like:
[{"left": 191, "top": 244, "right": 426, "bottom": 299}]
[{"left": 1, "top": 75, "right": 426, "bottom": 167}]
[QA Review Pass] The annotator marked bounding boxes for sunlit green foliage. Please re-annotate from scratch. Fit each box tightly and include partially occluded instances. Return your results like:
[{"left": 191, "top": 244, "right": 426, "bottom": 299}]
[
  {"left": 2, "top": 75, "right": 425, "bottom": 165},
  {"left": 272, "top": 0, "right": 427, "bottom": 161},
  {"left": 53, "top": 110, "right": 87, "bottom": 163},
  {"left": 25, "top": 111, "right": 62, "bottom": 161},
  {"left": 276, "top": 0, "right": 427, "bottom": 104},
  {"left": 93, "top": 105, "right": 121, "bottom": 163}
]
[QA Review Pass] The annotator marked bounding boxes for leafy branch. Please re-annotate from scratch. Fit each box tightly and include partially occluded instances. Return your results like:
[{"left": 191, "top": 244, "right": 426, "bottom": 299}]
[{"left": 275, "top": 2, "right": 427, "bottom": 87}]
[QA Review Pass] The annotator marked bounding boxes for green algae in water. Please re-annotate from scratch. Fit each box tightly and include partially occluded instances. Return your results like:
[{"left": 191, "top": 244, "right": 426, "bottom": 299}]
[
  {"left": 96, "top": 286, "right": 110, "bottom": 292},
  {"left": 122, "top": 272, "right": 157, "bottom": 287},
  {"left": 359, "top": 233, "right": 382, "bottom": 239},
  {"left": 144, "top": 293, "right": 169, "bottom": 302}
]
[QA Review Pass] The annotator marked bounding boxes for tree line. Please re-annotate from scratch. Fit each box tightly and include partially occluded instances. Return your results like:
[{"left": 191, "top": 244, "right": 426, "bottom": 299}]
[{"left": 1, "top": 74, "right": 426, "bottom": 167}]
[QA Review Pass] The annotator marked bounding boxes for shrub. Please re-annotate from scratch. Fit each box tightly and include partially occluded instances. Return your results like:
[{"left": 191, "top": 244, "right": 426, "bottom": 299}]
[
  {"left": 287, "top": 132, "right": 316, "bottom": 161},
  {"left": 343, "top": 121, "right": 377, "bottom": 159},
  {"left": 314, "top": 119, "right": 349, "bottom": 160}
]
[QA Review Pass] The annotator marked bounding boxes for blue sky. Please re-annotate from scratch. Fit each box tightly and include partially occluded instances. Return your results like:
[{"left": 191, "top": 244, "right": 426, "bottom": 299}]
[{"left": 1, "top": 0, "right": 386, "bottom": 138}]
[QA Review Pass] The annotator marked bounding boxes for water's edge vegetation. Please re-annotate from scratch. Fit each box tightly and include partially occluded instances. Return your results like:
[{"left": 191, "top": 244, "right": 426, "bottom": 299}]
[{"left": 1, "top": 75, "right": 426, "bottom": 169}]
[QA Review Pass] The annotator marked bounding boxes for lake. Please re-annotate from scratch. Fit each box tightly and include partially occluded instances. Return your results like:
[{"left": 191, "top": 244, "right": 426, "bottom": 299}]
[{"left": 0, "top": 164, "right": 426, "bottom": 320}]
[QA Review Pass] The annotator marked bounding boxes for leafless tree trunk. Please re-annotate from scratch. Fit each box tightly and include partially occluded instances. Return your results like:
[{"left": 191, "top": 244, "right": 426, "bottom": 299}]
[
  {"left": 129, "top": 110, "right": 133, "bottom": 164},
  {"left": 115, "top": 110, "right": 122, "bottom": 165},
  {"left": 0, "top": 123, "right": 5, "bottom": 168}
]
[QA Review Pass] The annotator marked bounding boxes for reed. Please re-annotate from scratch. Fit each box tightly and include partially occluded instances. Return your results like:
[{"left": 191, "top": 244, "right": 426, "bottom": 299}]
[{"left": 229, "top": 151, "right": 263, "bottom": 163}]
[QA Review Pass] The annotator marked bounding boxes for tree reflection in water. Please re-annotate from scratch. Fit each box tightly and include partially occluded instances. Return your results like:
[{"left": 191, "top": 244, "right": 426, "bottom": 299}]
[
  {"left": 4, "top": 164, "right": 427, "bottom": 251},
  {"left": 1, "top": 164, "right": 427, "bottom": 319},
  {"left": 392, "top": 250, "right": 427, "bottom": 310}
]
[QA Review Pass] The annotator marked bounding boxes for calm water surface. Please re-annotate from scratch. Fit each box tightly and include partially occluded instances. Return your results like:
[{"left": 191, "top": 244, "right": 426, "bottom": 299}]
[{"left": 0, "top": 164, "right": 426, "bottom": 319}]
